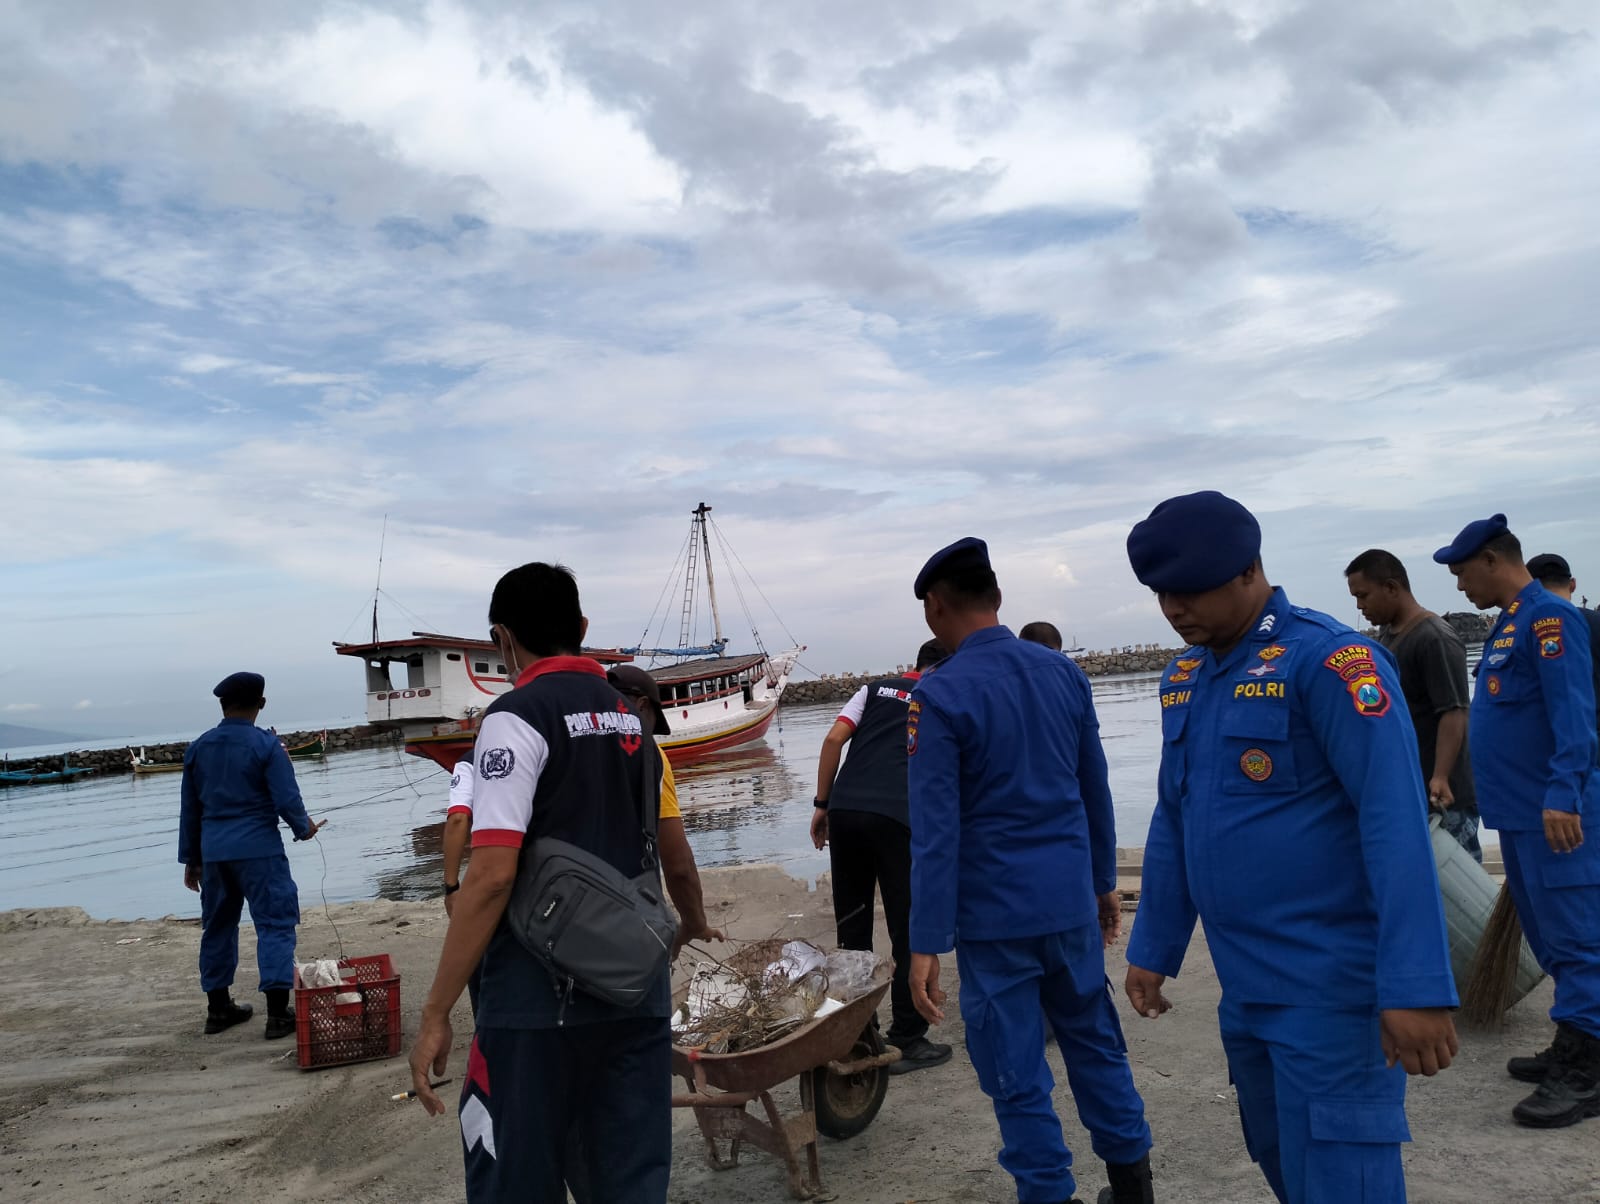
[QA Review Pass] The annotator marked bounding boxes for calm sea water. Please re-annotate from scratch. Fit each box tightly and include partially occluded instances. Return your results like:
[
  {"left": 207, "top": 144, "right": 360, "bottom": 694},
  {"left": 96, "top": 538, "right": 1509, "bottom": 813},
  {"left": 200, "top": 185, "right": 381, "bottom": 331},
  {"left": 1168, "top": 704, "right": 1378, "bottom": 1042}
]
[{"left": 0, "top": 677, "right": 1171, "bottom": 922}]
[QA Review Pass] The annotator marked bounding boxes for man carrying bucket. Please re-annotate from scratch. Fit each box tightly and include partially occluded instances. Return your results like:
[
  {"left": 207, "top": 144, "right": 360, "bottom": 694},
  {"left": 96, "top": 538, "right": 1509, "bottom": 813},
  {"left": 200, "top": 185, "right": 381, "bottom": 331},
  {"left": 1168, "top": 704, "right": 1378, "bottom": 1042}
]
[
  {"left": 1123, "top": 491, "right": 1458, "bottom": 1203},
  {"left": 1438, "top": 515, "right": 1600, "bottom": 1127}
]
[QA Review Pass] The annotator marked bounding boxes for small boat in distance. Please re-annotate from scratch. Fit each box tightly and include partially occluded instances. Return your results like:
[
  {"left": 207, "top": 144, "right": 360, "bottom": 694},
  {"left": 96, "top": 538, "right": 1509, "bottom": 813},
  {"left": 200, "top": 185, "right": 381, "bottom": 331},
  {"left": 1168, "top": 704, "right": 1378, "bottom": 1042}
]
[
  {"left": 333, "top": 503, "right": 802, "bottom": 771},
  {"left": 281, "top": 731, "right": 327, "bottom": 761},
  {"left": 0, "top": 755, "right": 95, "bottom": 786},
  {"left": 130, "top": 747, "right": 184, "bottom": 775}
]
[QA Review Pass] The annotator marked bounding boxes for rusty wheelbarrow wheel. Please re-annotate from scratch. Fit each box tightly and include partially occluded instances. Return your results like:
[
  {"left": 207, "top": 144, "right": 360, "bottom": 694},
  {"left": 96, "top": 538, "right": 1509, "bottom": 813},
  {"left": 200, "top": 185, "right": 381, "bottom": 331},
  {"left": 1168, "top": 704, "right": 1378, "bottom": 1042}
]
[{"left": 812, "top": 1023, "right": 889, "bottom": 1140}]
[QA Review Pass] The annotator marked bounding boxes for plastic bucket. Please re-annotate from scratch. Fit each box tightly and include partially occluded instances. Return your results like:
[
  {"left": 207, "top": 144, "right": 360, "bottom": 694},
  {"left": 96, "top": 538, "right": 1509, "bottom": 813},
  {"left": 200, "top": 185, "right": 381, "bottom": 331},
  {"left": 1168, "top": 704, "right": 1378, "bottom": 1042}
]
[{"left": 1431, "top": 816, "right": 1544, "bottom": 1005}]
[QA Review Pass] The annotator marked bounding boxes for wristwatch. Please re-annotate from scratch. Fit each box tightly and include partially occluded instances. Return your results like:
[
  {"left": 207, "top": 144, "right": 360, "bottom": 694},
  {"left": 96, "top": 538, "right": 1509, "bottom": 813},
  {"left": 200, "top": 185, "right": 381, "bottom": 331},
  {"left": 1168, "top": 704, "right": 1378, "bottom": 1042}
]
[
  {"left": 443, "top": 880, "right": 461, "bottom": 895},
  {"left": 813, "top": 796, "right": 828, "bottom": 810}
]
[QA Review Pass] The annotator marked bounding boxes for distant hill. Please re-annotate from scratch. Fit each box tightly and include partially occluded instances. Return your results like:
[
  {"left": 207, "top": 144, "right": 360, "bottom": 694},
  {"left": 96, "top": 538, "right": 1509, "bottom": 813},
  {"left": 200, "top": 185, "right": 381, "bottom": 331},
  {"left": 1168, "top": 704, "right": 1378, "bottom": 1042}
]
[{"left": 0, "top": 722, "right": 98, "bottom": 750}]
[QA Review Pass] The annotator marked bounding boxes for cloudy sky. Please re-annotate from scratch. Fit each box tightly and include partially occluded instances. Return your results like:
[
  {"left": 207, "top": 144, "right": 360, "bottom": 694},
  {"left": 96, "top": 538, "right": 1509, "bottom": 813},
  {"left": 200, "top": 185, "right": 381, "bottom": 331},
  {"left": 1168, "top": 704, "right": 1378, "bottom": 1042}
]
[{"left": 3, "top": 0, "right": 1597, "bottom": 734}]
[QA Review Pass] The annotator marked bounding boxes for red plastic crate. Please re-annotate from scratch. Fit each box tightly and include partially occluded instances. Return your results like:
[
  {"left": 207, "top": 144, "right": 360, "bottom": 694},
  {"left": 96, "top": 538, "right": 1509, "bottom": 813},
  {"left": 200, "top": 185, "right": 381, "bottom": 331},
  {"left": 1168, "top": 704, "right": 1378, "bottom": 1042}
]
[{"left": 293, "top": 954, "right": 402, "bottom": 1071}]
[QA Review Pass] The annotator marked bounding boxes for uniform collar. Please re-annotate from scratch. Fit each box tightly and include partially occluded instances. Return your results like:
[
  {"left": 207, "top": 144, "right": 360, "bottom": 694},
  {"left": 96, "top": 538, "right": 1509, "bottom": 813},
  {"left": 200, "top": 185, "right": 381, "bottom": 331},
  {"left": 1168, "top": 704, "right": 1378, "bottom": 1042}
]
[
  {"left": 1213, "top": 587, "right": 1292, "bottom": 670},
  {"left": 514, "top": 655, "right": 609, "bottom": 688},
  {"left": 956, "top": 624, "right": 1013, "bottom": 652},
  {"left": 1508, "top": 579, "right": 1544, "bottom": 612}
]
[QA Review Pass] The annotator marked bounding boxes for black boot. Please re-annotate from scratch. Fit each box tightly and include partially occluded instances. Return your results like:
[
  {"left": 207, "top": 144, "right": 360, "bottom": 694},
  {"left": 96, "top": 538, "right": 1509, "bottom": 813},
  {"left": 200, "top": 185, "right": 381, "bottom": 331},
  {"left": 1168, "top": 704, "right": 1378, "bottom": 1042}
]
[
  {"left": 1096, "top": 1154, "right": 1155, "bottom": 1204},
  {"left": 1507, "top": 1038, "right": 1559, "bottom": 1083},
  {"left": 264, "top": 988, "right": 296, "bottom": 1041},
  {"left": 204, "top": 988, "right": 253, "bottom": 1034},
  {"left": 1512, "top": 1024, "right": 1600, "bottom": 1128}
]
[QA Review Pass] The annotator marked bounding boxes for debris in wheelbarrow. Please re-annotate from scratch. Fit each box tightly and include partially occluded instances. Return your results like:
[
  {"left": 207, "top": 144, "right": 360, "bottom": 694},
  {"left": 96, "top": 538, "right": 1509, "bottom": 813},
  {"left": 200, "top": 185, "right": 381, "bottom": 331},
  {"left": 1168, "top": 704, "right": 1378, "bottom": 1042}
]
[
  {"left": 671, "top": 943, "right": 898, "bottom": 1199},
  {"left": 673, "top": 939, "right": 882, "bottom": 1055}
]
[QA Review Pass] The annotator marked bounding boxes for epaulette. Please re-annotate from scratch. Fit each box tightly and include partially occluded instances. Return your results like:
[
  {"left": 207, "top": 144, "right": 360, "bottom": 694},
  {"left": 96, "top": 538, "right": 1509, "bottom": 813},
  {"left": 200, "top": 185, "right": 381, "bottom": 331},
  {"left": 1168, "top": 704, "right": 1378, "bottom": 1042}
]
[{"left": 1288, "top": 605, "right": 1353, "bottom": 637}]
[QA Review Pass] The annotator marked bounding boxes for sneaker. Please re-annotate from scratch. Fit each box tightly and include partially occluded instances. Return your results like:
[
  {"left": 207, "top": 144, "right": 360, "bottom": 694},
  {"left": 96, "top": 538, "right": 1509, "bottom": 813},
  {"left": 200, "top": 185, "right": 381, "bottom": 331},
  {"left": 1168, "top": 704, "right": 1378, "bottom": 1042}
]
[
  {"left": 888, "top": 1035, "right": 953, "bottom": 1075},
  {"left": 1507, "top": 1041, "right": 1558, "bottom": 1083},
  {"left": 203, "top": 999, "right": 253, "bottom": 1035},
  {"left": 264, "top": 1010, "right": 297, "bottom": 1041}
]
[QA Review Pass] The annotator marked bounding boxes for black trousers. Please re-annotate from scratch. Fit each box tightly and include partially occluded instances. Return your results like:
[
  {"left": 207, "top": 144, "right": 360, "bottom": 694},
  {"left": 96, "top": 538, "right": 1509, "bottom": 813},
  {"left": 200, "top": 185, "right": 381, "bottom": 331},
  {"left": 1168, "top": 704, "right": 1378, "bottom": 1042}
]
[
  {"left": 462, "top": 1018, "right": 670, "bottom": 1203},
  {"left": 828, "top": 808, "right": 927, "bottom": 1045}
]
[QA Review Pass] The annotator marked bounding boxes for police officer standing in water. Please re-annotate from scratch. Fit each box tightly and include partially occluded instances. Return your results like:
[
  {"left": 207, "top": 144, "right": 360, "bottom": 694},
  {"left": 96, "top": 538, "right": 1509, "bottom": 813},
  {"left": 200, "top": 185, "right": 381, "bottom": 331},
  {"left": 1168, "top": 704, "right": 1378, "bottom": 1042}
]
[
  {"left": 179, "top": 672, "right": 324, "bottom": 1038},
  {"left": 906, "top": 538, "right": 1154, "bottom": 1204},
  {"left": 1122, "top": 492, "right": 1458, "bottom": 1204},
  {"left": 1436, "top": 515, "right": 1600, "bottom": 1127}
]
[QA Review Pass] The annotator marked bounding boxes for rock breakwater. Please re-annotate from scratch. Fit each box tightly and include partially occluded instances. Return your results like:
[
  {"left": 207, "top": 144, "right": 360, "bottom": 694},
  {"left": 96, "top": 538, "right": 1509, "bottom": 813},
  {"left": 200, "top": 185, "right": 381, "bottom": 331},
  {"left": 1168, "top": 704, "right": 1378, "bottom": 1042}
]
[
  {"left": 1, "top": 725, "right": 400, "bottom": 778},
  {"left": 783, "top": 647, "right": 1183, "bottom": 706}
]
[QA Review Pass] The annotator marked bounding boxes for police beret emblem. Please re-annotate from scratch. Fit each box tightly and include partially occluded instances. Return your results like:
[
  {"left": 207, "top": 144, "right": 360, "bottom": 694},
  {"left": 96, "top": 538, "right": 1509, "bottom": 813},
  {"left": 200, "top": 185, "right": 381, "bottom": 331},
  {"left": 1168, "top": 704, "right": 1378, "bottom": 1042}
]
[
  {"left": 479, "top": 747, "right": 515, "bottom": 779},
  {"left": 1240, "top": 748, "right": 1273, "bottom": 782}
]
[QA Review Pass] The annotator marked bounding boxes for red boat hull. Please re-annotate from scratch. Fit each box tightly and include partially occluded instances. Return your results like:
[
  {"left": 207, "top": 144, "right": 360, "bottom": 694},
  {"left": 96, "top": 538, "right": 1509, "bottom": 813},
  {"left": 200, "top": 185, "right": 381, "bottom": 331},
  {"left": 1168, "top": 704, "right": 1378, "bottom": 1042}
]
[{"left": 403, "top": 705, "right": 778, "bottom": 773}]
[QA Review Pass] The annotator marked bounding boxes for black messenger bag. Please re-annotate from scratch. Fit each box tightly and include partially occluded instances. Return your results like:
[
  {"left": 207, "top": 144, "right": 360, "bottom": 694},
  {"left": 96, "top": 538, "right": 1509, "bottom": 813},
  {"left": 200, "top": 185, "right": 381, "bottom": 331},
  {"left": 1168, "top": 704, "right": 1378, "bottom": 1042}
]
[{"left": 505, "top": 742, "right": 679, "bottom": 1010}]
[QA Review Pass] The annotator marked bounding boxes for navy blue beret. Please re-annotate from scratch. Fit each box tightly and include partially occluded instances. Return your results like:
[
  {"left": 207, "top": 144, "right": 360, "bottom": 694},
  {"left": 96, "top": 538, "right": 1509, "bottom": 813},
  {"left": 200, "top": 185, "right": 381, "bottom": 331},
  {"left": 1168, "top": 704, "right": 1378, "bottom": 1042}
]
[
  {"left": 914, "top": 536, "right": 990, "bottom": 599},
  {"left": 213, "top": 671, "right": 265, "bottom": 702},
  {"left": 1126, "top": 491, "right": 1262, "bottom": 593},
  {"left": 1433, "top": 514, "right": 1509, "bottom": 565}
]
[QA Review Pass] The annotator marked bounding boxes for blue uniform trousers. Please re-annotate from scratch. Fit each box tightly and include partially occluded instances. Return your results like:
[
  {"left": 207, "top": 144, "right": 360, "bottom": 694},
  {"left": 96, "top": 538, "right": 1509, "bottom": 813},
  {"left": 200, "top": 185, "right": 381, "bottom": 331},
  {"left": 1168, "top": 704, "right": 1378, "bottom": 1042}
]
[
  {"left": 1500, "top": 829, "right": 1600, "bottom": 1039},
  {"left": 956, "top": 930, "right": 1152, "bottom": 1204},
  {"left": 1219, "top": 1001, "right": 1409, "bottom": 1204},
  {"left": 199, "top": 854, "right": 300, "bottom": 993},
  {"left": 462, "top": 1019, "right": 670, "bottom": 1204}
]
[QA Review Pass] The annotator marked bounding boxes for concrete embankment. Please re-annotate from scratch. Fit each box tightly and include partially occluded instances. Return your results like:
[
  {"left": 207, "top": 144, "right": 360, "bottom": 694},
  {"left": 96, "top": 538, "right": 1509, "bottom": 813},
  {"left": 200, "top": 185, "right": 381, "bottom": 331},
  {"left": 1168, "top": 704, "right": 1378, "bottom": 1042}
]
[{"left": 3, "top": 724, "right": 400, "bottom": 778}]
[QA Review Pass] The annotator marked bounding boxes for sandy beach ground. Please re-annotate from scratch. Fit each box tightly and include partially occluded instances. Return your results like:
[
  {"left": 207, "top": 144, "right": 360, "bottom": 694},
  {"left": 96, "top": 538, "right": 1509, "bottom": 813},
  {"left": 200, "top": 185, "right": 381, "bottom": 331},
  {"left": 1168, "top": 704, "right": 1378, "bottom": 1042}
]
[{"left": 3, "top": 866, "right": 1598, "bottom": 1204}]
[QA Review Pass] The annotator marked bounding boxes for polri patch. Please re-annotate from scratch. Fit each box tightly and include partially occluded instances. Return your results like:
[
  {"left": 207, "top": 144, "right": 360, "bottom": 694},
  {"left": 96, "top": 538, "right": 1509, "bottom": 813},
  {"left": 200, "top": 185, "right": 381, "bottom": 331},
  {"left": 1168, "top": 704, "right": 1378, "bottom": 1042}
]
[
  {"left": 1486, "top": 676, "right": 1502, "bottom": 696},
  {"left": 1240, "top": 748, "right": 1273, "bottom": 782},
  {"left": 1346, "top": 671, "right": 1391, "bottom": 717},
  {"left": 1324, "top": 644, "right": 1376, "bottom": 676},
  {"left": 906, "top": 700, "right": 920, "bottom": 756},
  {"left": 1534, "top": 616, "right": 1564, "bottom": 658}
]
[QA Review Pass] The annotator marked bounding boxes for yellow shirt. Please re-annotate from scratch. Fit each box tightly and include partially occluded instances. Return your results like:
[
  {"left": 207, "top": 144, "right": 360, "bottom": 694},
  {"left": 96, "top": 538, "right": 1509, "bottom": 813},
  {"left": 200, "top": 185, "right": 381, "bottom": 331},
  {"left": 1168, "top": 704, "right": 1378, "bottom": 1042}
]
[{"left": 659, "top": 752, "right": 681, "bottom": 820}]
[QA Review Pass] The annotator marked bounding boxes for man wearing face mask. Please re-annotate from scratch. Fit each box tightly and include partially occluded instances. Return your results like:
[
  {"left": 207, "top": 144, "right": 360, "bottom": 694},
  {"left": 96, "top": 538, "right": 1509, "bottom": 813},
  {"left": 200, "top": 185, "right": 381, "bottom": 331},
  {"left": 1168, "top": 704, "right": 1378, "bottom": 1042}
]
[{"left": 179, "top": 671, "right": 325, "bottom": 1040}]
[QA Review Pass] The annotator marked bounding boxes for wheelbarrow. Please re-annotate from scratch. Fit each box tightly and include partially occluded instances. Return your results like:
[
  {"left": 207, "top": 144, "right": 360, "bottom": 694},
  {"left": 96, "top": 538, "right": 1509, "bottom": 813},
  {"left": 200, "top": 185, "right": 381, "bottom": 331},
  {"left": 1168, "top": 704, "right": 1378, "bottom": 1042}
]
[{"left": 671, "top": 957, "right": 898, "bottom": 1199}]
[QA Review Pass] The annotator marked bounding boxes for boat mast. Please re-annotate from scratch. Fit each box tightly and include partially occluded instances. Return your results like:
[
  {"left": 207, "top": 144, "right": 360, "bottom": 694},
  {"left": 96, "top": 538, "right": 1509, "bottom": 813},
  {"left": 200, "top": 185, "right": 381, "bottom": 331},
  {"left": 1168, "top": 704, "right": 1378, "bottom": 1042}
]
[
  {"left": 696, "top": 502, "right": 725, "bottom": 649},
  {"left": 371, "top": 513, "right": 389, "bottom": 645}
]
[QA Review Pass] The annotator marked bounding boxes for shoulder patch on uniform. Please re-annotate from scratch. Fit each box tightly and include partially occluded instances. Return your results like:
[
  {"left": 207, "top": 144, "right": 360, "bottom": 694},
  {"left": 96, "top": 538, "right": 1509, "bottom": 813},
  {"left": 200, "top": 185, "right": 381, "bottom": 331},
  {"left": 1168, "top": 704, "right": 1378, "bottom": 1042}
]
[
  {"left": 1534, "top": 615, "right": 1564, "bottom": 658},
  {"left": 479, "top": 747, "right": 515, "bottom": 778},
  {"left": 1323, "top": 644, "right": 1376, "bottom": 678},
  {"left": 905, "top": 702, "right": 920, "bottom": 755},
  {"left": 1345, "top": 668, "right": 1391, "bottom": 717}
]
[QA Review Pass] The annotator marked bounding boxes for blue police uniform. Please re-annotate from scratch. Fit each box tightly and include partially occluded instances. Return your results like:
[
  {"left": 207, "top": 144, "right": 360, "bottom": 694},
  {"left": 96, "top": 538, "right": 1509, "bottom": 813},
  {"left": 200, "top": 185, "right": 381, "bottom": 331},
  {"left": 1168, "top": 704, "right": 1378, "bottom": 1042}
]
[
  {"left": 1127, "top": 586, "right": 1457, "bottom": 1203},
  {"left": 1467, "top": 579, "right": 1600, "bottom": 1037},
  {"left": 179, "top": 717, "right": 314, "bottom": 993},
  {"left": 909, "top": 624, "right": 1151, "bottom": 1204}
]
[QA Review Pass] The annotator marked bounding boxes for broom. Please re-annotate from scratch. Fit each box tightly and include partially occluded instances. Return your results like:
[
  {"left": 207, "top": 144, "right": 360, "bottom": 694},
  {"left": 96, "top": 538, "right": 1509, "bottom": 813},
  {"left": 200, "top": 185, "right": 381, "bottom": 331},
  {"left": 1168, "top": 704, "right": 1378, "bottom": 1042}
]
[{"left": 1461, "top": 884, "right": 1527, "bottom": 1028}]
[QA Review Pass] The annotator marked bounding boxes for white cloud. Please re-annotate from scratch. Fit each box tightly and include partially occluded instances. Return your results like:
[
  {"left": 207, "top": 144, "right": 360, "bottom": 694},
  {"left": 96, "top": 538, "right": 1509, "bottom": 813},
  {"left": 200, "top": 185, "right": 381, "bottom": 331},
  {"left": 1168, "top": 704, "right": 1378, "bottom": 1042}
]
[
  {"left": 3, "top": 702, "right": 42, "bottom": 712},
  {"left": 0, "top": 0, "right": 1596, "bottom": 727}
]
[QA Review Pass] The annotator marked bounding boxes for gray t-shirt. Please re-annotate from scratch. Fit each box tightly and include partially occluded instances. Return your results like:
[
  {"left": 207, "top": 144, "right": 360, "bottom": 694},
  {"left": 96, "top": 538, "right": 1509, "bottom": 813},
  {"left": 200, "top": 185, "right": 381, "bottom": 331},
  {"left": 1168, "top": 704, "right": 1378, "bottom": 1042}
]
[{"left": 1379, "top": 615, "right": 1477, "bottom": 815}]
